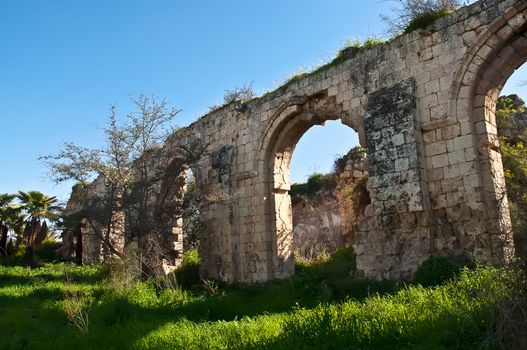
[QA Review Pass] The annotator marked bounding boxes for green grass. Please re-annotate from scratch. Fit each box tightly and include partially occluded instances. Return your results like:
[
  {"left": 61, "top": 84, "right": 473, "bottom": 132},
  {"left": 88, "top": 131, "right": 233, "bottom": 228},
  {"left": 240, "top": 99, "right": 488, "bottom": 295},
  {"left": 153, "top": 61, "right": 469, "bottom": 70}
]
[
  {"left": 279, "top": 37, "right": 384, "bottom": 90},
  {"left": 0, "top": 248, "right": 525, "bottom": 349}
]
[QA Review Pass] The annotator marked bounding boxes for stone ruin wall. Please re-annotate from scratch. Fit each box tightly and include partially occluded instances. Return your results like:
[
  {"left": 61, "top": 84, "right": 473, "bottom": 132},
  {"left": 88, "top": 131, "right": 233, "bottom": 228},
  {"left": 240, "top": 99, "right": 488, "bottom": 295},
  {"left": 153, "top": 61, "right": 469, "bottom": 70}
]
[
  {"left": 292, "top": 194, "right": 343, "bottom": 255},
  {"left": 64, "top": 0, "right": 527, "bottom": 282},
  {"left": 291, "top": 148, "right": 368, "bottom": 257},
  {"left": 62, "top": 173, "right": 184, "bottom": 272}
]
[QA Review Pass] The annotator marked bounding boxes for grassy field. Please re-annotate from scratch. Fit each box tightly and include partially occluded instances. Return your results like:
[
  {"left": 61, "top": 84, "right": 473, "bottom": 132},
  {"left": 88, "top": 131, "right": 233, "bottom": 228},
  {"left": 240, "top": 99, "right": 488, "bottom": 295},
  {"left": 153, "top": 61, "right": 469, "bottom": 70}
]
[{"left": 0, "top": 248, "right": 525, "bottom": 350}]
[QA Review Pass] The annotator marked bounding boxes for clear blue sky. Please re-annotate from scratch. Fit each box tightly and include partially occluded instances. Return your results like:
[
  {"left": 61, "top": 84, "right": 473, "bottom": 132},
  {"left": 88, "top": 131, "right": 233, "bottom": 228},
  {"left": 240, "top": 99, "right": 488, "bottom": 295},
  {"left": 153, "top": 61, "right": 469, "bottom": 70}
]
[{"left": 0, "top": 0, "right": 524, "bottom": 202}]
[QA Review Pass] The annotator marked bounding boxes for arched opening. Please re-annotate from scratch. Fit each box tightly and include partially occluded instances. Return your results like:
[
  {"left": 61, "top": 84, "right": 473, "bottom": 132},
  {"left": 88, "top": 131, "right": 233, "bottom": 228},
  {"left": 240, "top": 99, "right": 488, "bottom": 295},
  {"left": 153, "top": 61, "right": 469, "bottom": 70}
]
[
  {"left": 182, "top": 169, "right": 201, "bottom": 252},
  {"left": 289, "top": 120, "right": 365, "bottom": 261},
  {"left": 149, "top": 156, "right": 202, "bottom": 274},
  {"left": 494, "top": 64, "right": 527, "bottom": 260},
  {"left": 263, "top": 98, "right": 366, "bottom": 279},
  {"left": 450, "top": 5, "right": 527, "bottom": 263}
]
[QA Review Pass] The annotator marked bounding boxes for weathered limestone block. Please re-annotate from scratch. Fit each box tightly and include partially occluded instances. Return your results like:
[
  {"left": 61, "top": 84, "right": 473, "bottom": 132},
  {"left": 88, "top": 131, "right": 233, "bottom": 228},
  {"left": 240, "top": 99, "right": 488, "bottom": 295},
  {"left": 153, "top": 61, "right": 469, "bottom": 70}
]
[{"left": 354, "top": 78, "right": 431, "bottom": 280}]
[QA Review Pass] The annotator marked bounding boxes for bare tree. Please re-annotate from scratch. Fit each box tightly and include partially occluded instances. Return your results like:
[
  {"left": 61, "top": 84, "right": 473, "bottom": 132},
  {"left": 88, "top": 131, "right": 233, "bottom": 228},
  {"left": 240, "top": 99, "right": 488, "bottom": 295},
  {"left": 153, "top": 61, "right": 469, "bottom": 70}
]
[
  {"left": 223, "top": 82, "right": 255, "bottom": 104},
  {"left": 41, "top": 94, "right": 204, "bottom": 267},
  {"left": 209, "top": 82, "right": 256, "bottom": 112}
]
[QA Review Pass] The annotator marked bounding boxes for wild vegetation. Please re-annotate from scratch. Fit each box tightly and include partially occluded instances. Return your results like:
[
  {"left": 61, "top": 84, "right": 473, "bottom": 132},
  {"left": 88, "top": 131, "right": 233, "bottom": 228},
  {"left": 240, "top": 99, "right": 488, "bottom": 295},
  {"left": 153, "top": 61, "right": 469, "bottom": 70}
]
[
  {"left": 204, "top": 0, "right": 468, "bottom": 115},
  {"left": 40, "top": 95, "right": 205, "bottom": 278},
  {"left": 279, "top": 37, "right": 385, "bottom": 90},
  {"left": 290, "top": 173, "right": 337, "bottom": 198},
  {"left": 2, "top": 2, "right": 526, "bottom": 348},
  {"left": 382, "top": 0, "right": 464, "bottom": 35},
  {"left": 497, "top": 95, "right": 527, "bottom": 260},
  {"left": 0, "top": 191, "right": 62, "bottom": 265},
  {"left": 0, "top": 248, "right": 525, "bottom": 349}
]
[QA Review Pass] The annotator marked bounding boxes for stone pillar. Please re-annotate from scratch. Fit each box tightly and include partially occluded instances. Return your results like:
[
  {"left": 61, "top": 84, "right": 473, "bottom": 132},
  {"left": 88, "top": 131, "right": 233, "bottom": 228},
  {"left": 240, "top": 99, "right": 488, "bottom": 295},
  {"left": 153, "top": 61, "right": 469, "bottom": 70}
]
[
  {"left": 355, "top": 78, "right": 432, "bottom": 280},
  {"left": 199, "top": 145, "right": 236, "bottom": 282},
  {"left": 82, "top": 223, "right": 103, "bottom": 264}
]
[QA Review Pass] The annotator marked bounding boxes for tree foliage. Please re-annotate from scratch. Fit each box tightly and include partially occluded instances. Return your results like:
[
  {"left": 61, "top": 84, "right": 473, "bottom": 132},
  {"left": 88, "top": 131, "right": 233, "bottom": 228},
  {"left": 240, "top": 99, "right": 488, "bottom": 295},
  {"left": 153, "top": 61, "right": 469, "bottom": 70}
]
[
  {"left": 41, "top": 94, "right": 204, "bottom": 269},
  {"left": 17, "top": 191, "right": 60, "bottom": 248},
  {"left": 0, "top": 194, "right": 22, "bottom": 256},
  {"left": 0, "top": 191, "right": 61, "bottom": 263}
]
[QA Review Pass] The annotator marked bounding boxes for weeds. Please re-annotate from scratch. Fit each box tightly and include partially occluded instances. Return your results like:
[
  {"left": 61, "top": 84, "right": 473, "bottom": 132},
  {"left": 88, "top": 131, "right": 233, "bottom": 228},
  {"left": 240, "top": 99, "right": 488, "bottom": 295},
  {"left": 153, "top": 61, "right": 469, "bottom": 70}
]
[
  {"left": 381, "top": 0, "right": 464, "bottom": 35},
  {"left": 201, "top": 279, "right": 219, "bottom": 295},
  {"left": 294, "top": 236, "right": 333, "bottom": 263},
  {"left": 63, "top": 280, "right": 93, "bottom": 335},
  {"left": 290, "top": 173, "right": 336, "bottom": 198},
  {"left": 279, "top": 37, "right": 384, "bottom": 89}
]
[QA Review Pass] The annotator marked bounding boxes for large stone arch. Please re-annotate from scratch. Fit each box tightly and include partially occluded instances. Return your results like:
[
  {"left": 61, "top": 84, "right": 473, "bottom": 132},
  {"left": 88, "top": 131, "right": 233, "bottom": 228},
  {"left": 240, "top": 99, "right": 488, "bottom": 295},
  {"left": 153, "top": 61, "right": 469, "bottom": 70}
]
[
  {"left": 448, "top": 2, "right": 527, "bottom": 263},
  {"left": 257, "top": 92, "right": 362, "bottom": 279}
]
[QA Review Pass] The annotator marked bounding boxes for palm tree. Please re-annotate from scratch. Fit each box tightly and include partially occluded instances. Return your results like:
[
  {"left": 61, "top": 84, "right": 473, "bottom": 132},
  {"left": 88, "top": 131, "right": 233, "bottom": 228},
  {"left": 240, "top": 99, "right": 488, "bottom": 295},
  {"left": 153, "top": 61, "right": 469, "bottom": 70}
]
[
  {"left": 17, "top": 191, "right": 60, "bottom": 263},
  {"left": 0, "top": 193, "right": 23, "bottom": 256}
]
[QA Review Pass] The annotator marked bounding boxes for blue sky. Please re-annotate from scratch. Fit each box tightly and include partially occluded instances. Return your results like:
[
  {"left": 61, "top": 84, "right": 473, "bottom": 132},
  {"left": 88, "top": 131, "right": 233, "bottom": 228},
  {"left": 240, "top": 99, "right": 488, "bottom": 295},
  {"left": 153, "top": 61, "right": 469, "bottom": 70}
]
[{"left": 0, "top": 0, "right": 524, "bottom": 202}]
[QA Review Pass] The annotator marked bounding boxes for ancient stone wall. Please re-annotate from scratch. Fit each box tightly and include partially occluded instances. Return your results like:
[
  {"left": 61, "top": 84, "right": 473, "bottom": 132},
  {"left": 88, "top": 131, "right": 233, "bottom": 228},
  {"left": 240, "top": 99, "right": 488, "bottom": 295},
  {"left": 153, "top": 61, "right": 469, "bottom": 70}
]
[
  {"left": 68, "top": 0, "right": 527, "bottom": 282},
  {"left": 290, "top": 147, "right": 369, "bottom": 258},
  {"left": 188, "top": 0, "right": 525, "bottom": 282},
  {"left": 292, "top": 193, "right": 343, "bottom": 258}
]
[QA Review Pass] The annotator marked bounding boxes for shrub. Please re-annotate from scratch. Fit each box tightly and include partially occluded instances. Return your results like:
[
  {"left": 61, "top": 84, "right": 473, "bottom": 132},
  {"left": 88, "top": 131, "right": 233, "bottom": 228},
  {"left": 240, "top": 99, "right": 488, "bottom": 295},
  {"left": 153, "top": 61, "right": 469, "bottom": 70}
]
[
  {"left": 404, "top": 8, "right": 454, "bottom": 33},
  {"left": 63, "top": 280, "right": 93, "bottom": 335},
  {"left": 34, "top": 238, "right": 62, "bottom": 262},
  {"left": 412, "top": 255, "right": 464, "bottom": 286},
  {"left": 223, "top": 82, "right": 255, "bottom": 105},
  {"left": 209, "top": 82, "right": 255, "bottom": 112},
  {"left": 174, "top": 249, "right": 201, "bottom": 288},
  {"left": 290, "top": 173, "right": 336, "bottom": 198},
  {"left": 382, "top": 0, "right": 463, "bottom": 35},
  {"left": 106, "top": 243, "right": 141, "bottom": 291}
]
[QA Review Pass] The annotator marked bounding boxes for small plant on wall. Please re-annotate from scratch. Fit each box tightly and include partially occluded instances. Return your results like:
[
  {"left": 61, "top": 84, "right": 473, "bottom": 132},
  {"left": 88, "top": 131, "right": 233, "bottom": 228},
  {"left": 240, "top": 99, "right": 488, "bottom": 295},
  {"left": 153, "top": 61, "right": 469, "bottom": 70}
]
[{"left": 382, "top": 0, "right": 466, "bottom": 35}]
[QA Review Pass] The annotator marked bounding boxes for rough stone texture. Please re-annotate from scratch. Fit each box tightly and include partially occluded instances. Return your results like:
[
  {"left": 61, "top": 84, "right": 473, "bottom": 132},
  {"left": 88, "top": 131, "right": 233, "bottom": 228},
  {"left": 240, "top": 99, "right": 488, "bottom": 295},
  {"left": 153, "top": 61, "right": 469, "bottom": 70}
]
[
  {"left": 356, "top": 78, "right": 430, "bottom": 280},
  {"left": 292, "top": 194, "right": 344, "bottom": 256},
  {"left": 69, "top": 0, "right": 526, "bottom": 282},
  {"left": 291, "top": 148, "right": 369, "bottom": 257},
  {"left": 335, "top": 148, "right": 370, "bottom": 243}
]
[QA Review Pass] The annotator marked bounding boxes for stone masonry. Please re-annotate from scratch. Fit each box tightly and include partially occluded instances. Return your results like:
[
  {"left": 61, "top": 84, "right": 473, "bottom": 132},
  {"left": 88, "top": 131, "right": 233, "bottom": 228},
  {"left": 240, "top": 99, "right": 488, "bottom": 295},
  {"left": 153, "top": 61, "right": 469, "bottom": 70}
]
[
  {"left": 70, "top": 0, "right": 526, "bottom": 282},
  {"left": 291, "top": 147, "right": 369, "bottom": 258}
]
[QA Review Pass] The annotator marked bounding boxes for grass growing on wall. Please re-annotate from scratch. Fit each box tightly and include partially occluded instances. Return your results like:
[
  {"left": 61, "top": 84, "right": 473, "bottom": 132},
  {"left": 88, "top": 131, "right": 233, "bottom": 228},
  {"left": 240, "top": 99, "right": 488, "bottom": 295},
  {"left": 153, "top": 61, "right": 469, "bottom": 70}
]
[
  {"left": 0, "top": 249, "right": 525, "bottom": 349},
  {"left": 404, "top": 9, "right": 454, "bottom": 33},
  {"left": 279, "top": 37, "right": 385, "bottom": 89},
  {"left": 290, "top": 173, "right": 337, "bottom": 198}
]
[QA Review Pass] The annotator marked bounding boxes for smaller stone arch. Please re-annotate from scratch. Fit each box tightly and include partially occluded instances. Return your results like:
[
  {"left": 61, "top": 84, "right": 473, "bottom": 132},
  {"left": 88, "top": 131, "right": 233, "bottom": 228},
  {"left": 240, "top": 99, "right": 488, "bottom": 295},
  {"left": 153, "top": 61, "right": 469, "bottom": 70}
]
[{"left": 149, "top": 147, "right": 203, "bottom": 272}]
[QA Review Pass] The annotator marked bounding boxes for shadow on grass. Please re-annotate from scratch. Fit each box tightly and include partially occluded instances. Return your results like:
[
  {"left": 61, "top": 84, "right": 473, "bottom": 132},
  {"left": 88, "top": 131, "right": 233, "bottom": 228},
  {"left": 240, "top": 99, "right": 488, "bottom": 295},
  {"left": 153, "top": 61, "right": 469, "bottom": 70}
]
[
  {"left": 0, "top": 248, "right": 407, "bottom": 349},
  {"left": 165, "top": 248, "right": 403, "bottom": 322}
]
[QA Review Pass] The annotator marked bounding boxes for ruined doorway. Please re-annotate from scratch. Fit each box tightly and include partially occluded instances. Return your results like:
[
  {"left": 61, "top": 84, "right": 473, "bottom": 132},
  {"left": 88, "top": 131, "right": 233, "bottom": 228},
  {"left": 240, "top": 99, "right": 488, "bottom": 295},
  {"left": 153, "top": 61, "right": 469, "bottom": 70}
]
[
  {"left": 263, "top": 99, "right": 366, "bottom": 279},
  {"left": 289, "top": 120, "right": 363, "bottom": 261},
  {"left": 153, "top": 157, "right": 202, "bottom": 274}
]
